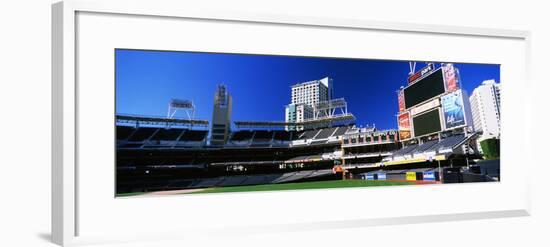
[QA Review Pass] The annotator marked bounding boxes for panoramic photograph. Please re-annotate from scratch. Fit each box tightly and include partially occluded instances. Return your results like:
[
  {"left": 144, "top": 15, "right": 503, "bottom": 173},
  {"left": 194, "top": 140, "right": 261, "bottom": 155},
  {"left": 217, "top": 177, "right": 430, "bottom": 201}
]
[{"left": 115, "top": 49, "right": 501, "bottom": 197}]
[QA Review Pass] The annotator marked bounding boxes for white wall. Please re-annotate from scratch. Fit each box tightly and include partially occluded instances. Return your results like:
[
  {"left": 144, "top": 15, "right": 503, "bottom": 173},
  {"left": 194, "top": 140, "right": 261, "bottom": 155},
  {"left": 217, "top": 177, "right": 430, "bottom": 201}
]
[{"left": 0, "top": 0, "right": 548, "bottom": 246}]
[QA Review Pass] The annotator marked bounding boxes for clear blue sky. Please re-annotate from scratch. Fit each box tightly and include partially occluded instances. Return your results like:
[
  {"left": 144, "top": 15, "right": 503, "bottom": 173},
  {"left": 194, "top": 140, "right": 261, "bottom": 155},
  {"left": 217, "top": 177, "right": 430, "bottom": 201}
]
[{"left": 115, "top": 49, "right": 500, "bottom": 130}]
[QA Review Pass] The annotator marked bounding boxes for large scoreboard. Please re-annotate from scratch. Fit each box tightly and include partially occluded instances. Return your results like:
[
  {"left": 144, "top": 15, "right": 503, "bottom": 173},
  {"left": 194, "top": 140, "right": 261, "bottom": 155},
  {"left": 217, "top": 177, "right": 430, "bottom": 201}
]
[
  {"left": 404, "top": 68, "right": 445, "bottom": 109},
  {"left": 412, "top": 108, "right": 442, "bottom": 137},
  {"left": 397, "top": 63, "right": 467, "bottom": 140}
]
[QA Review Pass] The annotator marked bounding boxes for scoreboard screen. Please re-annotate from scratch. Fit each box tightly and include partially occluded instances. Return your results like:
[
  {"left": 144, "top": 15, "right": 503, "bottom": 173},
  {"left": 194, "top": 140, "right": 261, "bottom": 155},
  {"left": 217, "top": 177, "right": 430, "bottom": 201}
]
[
  {"left": 404, "top": 69, "right": 445, "bottom": 108},
  {"left": 413, "top": 108, "right": 442, "bottom": 137}
]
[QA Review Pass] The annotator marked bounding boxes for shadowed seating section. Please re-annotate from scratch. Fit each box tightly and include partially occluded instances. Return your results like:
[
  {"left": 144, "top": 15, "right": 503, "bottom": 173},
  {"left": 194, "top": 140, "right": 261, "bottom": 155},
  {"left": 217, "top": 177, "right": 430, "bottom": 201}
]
[
  {"left": 121, "top": 169, "right": 336, "bottom": 192},
  {"left": 314, "top": 127, "right": 338, "bottom": 139},
  {"left": 273, "top": 131, "right": 292, "bottom": 141},
  {"left": 127, "top": 127, "right": 157, "bottom": 142},
  {"left": 391, "top": 144, "right": 419, "bottom": 158},
  {"left": 116, "top": 126, "right": 136, "bottom": 140},
  {"left": 333, "top": 126, "right": 349, "bottom": 136},
  {"left": 179, "top": 130, "right": 208, "bottom": 142},
  {"left": 230, "top": 131, "right": 254, "bottom": 142},
  {"left": 150, "top": 128, "right": 184, "bottom": 141},
  {"left": 252, "top": 130, "right": 274, "bottom": 142},
  {"left": 299, "top": 129, "right": 320, "bottom": 140}
]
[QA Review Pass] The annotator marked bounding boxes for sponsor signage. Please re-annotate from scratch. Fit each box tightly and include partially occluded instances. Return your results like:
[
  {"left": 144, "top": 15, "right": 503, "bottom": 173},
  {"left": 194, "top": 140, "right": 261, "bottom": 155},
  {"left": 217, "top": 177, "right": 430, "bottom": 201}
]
[
  {"left": 377, "top": 173, "right": 387, "bottom": 180},
  {"left": 410, "top": 98, "right": 440, "bottom": 116},
  {"left": 399, "top": 130, "right": 411, "bottom": 141},
  {"left": 170, "top": 99, "right": 194, "bottom": 109},
  {"left": 423, "top": 171, "right": 437, "bottom": 181},
  {"left": 441, "top": 90, "right": 466, "bottom": 129},
  {"left": 442, "top": 63, "right": 459, "bottom": 92},
  {"left": 397, "top": 112, "right": 412, "bottom": 140},
  {"left": 366, "top": 174, "right": 376, "bottom": 180},
  {"left": 398, "top": 89, "right": 406, "bottom": 112},
  {"left": 373, "top": 130, "right": 397, "bottom": 136},
  {"left": 406, "top": 172, "right": 417, "bottom": 181},
  {"left": 408, "top": 63, "right": 435, "bottom": 85}
]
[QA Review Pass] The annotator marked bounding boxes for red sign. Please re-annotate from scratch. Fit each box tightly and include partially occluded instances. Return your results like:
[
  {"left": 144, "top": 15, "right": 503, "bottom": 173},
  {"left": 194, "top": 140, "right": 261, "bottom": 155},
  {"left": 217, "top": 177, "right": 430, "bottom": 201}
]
[
  {"left": 398, "top": 89, "right": 406, "bottom": 112},
  {"left": 443, "top": 63, "right": 459, "bottom": 92},
  {"left": 398, "top": 112, "right": 412, "bottom": 140},
  {"left": 398, "top": 112, "right": 411, "bottom": 129},
  {"left": 408, "top": 63, "right": 434, "bottom": 84}
]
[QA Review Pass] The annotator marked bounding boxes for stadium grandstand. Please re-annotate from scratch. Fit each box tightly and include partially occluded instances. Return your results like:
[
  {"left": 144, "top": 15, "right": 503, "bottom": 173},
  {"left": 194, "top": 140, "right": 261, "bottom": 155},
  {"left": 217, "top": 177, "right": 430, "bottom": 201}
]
[
  {"left": 116, "top": 112, "right": 357, "bottom": 194},
  {"left": 116, "top": 64, "right": 498, "bottom": 196},
  {"left": 116, "top": 113, "right": 483, "bottom": 195}
]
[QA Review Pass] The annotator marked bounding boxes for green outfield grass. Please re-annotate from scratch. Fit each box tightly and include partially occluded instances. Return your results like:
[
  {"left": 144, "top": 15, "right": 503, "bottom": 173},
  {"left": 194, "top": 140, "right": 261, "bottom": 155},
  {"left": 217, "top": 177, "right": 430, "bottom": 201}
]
[{"left": 188, "top": 179, "right": 415, "bottom": 194}]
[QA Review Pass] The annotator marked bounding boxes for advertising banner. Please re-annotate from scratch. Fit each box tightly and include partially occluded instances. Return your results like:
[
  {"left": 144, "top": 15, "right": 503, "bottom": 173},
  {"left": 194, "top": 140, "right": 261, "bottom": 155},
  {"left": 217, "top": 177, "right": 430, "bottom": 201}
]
[
  {"left": 397, "top": 112, "right": 411, "bottom": 140},
  {"left": 406, "top": 172, "right": 417, "bottom": 181},
  {"left": 442, "top": 63, "right": 459, "bottom": 92},
  {"left": 410, "top": 98, "right": 440, "bottom": 116},
  {"left": 423, "top": 171, "right": 438, "bottom": 181},
  {"left": 399, "top": 131, "right": 411, "bottom": 141},
  {"left": 408, "top": 63, "right": 435, "bottom": 85},
  {"left": 441, "top": 90, "right": 466, "bottom": 129},
  {"left": 366, "top": 174, "right": 376, "bottom": 180},
  {"left": 398, "top": 89, "right": 406, "bottom": 112},
  {"left": 377, "top": 173, "right": 387, "bottom": 180}
]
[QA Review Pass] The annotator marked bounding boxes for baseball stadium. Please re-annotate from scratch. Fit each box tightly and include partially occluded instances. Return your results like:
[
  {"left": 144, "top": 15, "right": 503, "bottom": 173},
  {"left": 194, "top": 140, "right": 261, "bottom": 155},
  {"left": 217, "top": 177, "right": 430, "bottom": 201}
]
[{"left": 115, "top": 50, "right": 501, "bottom": 197}]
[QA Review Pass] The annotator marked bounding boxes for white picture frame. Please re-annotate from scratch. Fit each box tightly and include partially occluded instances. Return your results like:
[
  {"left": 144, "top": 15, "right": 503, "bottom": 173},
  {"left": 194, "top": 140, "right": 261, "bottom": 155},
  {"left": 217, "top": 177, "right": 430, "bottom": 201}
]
[{"left": 52, "top": 0, "right": 531, "bottom": 246}]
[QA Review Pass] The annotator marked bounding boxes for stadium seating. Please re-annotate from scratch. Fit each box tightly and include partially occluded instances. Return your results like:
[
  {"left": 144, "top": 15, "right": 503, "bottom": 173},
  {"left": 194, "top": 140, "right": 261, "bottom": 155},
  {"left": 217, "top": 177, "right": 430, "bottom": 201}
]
[
  {"left": 291, "top": 131, "right": 304, "bottom": 140},
  {"left": 273, "top": 130, "right": 292, "bottom": 141},
  {"left": 230, "top": 131, "right": 254, "bottom": 142},
  {"left": 391, "top": 144, "right": 419, "bottom": 158},
  {"left": 165, "top": 179, "right": 195, "bottom": 189},
  {"left": 117, "top": 125, "right": 211, "bottom": 148},
  {"left": 127, "top": 127, "right": 158, "bottom": 142},
  {"left": 315, "top": 127, "right": 338, "bottom": 139},
  {"left": 118, "top": 168, "right": 336, "bottom": 193},
  {"left": 150, "top": 128, "right": 184, "bottom": 141},
  {"left": 116, "top": 126, "right": 136, "bottom": 140},
  {"left": 333, "top": 126, "right": 350, "bottom": 136},
  {"left": 270, "top": 170, "right": 335, "bottom": 184},
  {"left": 217, "top": 176, "right": 249, "bottom": 187},
  {"left": 299, "top": 129, "right": 320, "bottom": 140},
  {"left": 252, "top": 130, "right": 274, "bottom": 142},
  {"left": 179, "top": 130, "right": 208, "bottom": 142},
  {"left": 249, "top": 143, "right": 272, "bottom": 148},
  {"left": 116, "top": 110, "right": 484, "bottom": 195},
  {"left": 436, "top": 135, "right": 467, "bottom": 153},
  {"left": 413, "top": 140, "right": 439, "bottom": 153},
  {"left": 239, "top": 175, "right": 271, "bottom": 185},
  {"left": 119, "top": 143, "right": 145, "bottom": 148},
  {"left": 191, "top": 177, "right": 224, "bottom": 188},
  {"left": 286, "top": 126, "right": 355, "bottom": 146},
  {"left": 387, "top": 134, "right": 470, "bottom": 162}
]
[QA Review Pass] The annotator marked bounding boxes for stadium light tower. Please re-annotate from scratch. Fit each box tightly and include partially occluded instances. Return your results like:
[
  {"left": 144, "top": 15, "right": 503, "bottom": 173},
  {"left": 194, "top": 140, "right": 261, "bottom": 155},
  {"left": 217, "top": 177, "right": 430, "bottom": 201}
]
[
  {"left": 167, "top": 99, "right": 196, "bottom": 120},
  {"left": 313, "top": 98, "right": 348, "bottom": 120}
]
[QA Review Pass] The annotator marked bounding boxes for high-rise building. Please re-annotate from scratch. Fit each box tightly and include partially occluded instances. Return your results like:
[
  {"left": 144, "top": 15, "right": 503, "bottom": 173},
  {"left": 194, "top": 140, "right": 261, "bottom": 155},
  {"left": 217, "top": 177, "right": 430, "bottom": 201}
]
[
  {"left": 285, "top": 103, "right": 313, "bottom": 125},
  {"left": 210, "top": 84, "right": 232, "bottom": 145},
  {"left": 285, "top": 77, "right": 333, "bottom": 130},
  {"left": 469, "top": 79, "right": 501, "bottom": 140},
  {"left": 290, "top": 77, "right": 332, "bottom": 105}
]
